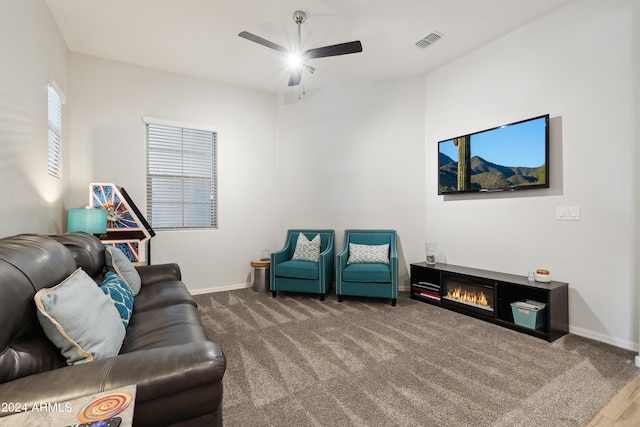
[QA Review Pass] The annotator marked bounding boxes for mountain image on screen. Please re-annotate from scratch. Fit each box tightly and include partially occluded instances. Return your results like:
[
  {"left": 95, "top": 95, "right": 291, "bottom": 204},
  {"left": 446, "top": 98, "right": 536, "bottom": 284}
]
[
  {"left": 438, "top": 152, "right": 546, "bottom": 193},
  {"left": 437, "top": 115, "right": 549, "bottom": 194}
]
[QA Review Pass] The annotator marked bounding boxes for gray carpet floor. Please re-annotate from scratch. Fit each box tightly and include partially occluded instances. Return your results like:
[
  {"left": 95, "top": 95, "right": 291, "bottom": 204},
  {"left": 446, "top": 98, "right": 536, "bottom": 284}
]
[{"left": 194, "top": 289, "right": 638, "bottom": 427}]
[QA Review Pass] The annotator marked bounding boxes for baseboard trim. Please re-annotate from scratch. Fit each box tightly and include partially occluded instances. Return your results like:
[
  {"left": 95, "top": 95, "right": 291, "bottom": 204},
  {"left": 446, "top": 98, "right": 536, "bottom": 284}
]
[
  {"left": 569, "top": 325, "right": 639, "bottom": 352},
  {"left": 189, "top": 283, "right": 250, "bottom": 295}
]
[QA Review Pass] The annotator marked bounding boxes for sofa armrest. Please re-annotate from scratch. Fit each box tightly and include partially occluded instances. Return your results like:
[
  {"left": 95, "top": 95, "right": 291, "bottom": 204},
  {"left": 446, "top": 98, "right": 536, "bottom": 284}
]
[
  {"left": 106, "top": 342, "right": 225, "bottom": 402},
  {"left": 0, "top": 357, "right": 123, "bottom": 415},
  {"left": 0, "top": 341, "right": 225, "bottom": 417},
  {"left": 136, "top": 263, "right": 181, "bottom": 286}
]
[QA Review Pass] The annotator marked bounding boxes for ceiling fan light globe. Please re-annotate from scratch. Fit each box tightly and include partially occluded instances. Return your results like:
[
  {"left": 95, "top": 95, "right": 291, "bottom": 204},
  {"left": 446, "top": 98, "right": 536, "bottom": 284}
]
[{"left": 286, "top": 52, "right": 303, "bottom": 70}]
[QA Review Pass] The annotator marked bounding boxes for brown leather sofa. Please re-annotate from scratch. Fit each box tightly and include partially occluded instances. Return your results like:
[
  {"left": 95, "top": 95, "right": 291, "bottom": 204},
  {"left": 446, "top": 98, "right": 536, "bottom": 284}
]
[{"left": 0, "top": 232, "right": 225, "bottom": 426}]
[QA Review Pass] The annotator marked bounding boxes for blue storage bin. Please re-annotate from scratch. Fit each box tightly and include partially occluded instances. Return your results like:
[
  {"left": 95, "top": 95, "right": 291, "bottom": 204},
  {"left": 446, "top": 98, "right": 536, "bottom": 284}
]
[{"left": 511, "top": 300, "right": 546, "bottom": 330}]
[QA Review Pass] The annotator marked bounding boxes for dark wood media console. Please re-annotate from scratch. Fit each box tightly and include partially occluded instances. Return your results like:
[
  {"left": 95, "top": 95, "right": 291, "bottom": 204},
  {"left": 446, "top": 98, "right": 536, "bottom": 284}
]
[{"left": 410, "top": 262, "right": 569, "bottom": 342}]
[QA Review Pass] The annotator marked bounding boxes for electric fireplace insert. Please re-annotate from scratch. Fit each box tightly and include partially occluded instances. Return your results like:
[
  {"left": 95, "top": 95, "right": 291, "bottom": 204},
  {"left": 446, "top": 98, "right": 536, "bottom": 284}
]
[{"left": 442, "top": 273, "right": 495, "bottom": 317}]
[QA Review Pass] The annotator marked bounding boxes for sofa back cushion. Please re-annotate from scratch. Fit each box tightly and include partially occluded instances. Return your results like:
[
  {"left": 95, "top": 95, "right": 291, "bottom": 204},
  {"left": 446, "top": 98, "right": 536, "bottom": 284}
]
[
  {"left": 49, "top": 232, "right": 106, "bottom": 278},
  {"left": 0, "top": 234, "right": 77, "bottom": 383}
]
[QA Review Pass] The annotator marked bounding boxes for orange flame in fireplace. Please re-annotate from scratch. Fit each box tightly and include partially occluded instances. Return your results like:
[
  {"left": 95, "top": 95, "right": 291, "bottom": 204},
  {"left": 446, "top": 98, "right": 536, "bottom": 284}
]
[{"left": 447, "top": 287, "right": 489, "bottom": 307}]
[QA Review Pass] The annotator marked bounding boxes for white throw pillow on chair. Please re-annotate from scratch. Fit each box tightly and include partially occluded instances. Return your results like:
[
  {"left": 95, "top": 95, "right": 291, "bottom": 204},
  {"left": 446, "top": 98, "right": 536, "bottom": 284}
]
[
  {"left": 291, "top": 233, "right": 321, "bottom": 262},
  {"left": 347, "top": 243, "right": 390, "bottom": 265}
]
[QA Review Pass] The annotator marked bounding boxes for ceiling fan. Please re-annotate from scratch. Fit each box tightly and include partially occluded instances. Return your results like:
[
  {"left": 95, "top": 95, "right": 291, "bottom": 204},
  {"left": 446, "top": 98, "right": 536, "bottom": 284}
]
[{"left": 239, "top": 10, "right": 363, "bottom": 87}]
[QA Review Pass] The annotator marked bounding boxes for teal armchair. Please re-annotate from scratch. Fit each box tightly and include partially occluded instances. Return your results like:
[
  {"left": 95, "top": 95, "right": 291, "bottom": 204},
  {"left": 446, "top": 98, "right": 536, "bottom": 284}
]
[
  {"left": 336, "top": 229, "right": 398, "bottom": 306},
  {"left": 270, "top": 229, "right": 335, "bottom": 301}
]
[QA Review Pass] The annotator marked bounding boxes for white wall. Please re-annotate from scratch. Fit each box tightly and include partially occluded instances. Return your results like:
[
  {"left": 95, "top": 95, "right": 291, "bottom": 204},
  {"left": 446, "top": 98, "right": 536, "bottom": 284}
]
[
  {"left": 68, "top": 54, "right": 278, "bottom": 291},
  {"left": 425, "top": 0, "right": 637, "bottom": 350},
  {"left": 275, "top": 78, "right": 426, "bottom": 285},
  {"left": 0, "top": 0, "right": 69, "bottom": 236}
]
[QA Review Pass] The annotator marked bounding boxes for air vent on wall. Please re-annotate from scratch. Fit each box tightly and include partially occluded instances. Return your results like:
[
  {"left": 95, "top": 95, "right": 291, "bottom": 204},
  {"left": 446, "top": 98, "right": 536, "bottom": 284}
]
[{"left": 415, "top": 31, "right": 444, "bottom": 49}]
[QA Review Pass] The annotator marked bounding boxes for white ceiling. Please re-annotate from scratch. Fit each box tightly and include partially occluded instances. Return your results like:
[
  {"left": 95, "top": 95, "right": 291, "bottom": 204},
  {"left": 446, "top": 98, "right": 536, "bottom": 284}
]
[{"left": 44, "top": 0, "right": 574, "bottom": 94}]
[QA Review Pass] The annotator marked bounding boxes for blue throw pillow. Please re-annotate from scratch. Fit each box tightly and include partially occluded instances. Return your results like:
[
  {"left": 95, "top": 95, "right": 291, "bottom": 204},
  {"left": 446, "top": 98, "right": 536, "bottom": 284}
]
[
  {"left": 101, "top": 271, "right": 134, "bottom": 329},
  {"left": 34, "top": 268, "right": 125, "bottom": 365}
]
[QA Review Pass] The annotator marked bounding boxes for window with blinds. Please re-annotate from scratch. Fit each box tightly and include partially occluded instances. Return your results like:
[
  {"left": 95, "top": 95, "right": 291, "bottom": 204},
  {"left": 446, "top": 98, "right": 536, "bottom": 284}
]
[
  {"left": 47, "top": 82, "right": 63, "bottom": 178},
  {"left": 146, "top": 122, "right": 218, "bottom": 230}
]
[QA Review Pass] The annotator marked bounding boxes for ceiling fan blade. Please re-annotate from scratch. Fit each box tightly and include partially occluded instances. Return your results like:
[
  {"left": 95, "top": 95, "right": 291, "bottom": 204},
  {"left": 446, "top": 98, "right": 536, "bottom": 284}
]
[
  {"left": 238, "top": 31, "right": 288, "bottom": 54},
  {"left": 288, "top": 69, "right": 302, "bottom": 86},
  {"left": 304, "top": 41, "right": 363, "bottom": 59}
]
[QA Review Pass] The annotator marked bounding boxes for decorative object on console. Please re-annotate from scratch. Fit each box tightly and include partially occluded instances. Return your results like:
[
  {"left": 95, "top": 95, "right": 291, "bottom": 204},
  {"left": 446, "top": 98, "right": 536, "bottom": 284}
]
[
  {"left": 67, "top": 207, "right": 107, "bottom": 235},
  {"left": 90, "top": 183, "right": 155, "bottom": 265},
  {"left": 535, "top": 269, "right": 551, "bottom": 282},
  {"left": 425, "top": 242, "right": 437, "bottom": 264}
]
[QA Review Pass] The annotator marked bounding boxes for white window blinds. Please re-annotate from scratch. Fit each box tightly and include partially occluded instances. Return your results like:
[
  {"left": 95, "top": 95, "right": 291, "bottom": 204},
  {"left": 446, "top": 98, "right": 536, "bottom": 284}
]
[
  {"left": 146, "top": 122, "right": 218, "bottom": 229},
  {"left": 47, "top": 82, "right": 64, "bottom": 178}
]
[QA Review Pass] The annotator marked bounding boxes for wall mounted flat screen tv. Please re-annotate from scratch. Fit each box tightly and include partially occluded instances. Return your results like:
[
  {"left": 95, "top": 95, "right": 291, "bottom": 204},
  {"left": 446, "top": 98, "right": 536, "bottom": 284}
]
[{"left": 438, "top": 114, "right": 549, "bottom": 195}]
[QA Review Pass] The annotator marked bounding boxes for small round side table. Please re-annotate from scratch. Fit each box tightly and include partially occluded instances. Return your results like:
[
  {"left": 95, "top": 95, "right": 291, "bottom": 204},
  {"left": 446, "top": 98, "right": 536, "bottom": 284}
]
[{"left": 250, "top": 259, "right": 270, "bottom": 292}]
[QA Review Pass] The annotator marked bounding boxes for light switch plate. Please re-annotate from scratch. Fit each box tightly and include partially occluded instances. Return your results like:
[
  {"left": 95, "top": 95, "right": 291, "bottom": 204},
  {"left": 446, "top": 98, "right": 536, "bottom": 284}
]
[{"left": 556, "top": 206, "right": 580, "bottom": 221}]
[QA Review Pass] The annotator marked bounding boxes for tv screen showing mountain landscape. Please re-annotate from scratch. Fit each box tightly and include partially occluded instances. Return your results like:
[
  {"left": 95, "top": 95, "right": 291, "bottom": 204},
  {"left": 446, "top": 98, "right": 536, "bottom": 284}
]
[{"left": 438, "top": 115, "right": 549, "bottom": 194}]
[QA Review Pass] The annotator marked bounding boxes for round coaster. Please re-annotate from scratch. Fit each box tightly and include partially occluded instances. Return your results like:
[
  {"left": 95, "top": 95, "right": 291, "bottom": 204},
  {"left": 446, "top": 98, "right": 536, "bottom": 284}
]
[{"left": 78, "top": 391, "right": 132, "bottom": 422}]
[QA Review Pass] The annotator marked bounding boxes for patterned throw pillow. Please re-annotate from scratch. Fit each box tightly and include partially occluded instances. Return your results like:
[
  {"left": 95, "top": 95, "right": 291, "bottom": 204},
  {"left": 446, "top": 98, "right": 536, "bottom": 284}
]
[
  {"left": 347, "top": 243, "right": 390, "bottom": 265},
  {"left": 101, "top": 271, "right": 134, "bottom": 329},
  {"left": 291, "top": 233, "right": 321, "bottom": 262}
]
